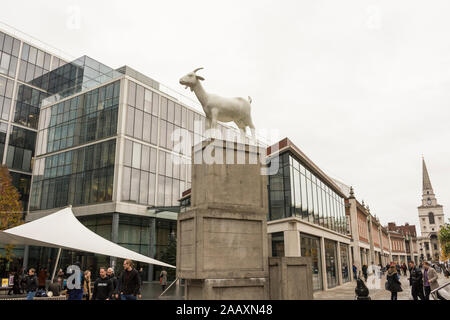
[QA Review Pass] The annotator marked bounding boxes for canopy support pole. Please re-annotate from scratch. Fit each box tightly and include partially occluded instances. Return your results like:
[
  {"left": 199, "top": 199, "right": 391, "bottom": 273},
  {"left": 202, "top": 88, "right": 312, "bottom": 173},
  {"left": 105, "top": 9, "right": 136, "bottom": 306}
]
[{"left": 51, "top": 248, "right": 62, "bottom": 282}]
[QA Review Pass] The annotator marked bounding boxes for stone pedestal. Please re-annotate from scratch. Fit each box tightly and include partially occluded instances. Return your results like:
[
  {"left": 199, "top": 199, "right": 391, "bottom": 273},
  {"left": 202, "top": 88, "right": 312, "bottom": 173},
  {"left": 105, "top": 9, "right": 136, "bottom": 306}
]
[
  {"left": 268, "top": 257, "right": 313, "bottom": 300},
  {"left": 177, "top": 139, "right": 269, "bottom": 300}
]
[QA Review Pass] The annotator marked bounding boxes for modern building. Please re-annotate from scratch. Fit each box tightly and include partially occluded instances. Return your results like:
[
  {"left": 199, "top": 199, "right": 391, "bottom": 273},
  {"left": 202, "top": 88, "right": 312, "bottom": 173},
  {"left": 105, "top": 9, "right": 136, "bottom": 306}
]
[
  {"left": 0, "top": 26, "right": 251, "bottom": 280},
  {"left": 417, "top": 158, "right": 446, "bottom": 262},
  {"left": 0, "top": 27, "right": 68, "bottom": 214}
]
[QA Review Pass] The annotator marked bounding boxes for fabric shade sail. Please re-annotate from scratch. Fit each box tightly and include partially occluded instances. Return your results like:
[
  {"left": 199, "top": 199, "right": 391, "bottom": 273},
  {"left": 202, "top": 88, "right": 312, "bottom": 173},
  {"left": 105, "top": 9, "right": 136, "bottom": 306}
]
[{"left": 0, "top": 207, "right": 175, "bottom": 268}]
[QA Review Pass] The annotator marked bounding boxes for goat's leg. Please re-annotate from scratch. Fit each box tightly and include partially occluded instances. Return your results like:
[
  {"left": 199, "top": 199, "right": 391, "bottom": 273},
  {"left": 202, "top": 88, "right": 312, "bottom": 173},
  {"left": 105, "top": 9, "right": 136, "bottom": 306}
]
[
  {"left": 205, "top": 117, "right": 212, "bottom": 139},
  {"left": 235, "top": 119, "right": 247, "bottom": 143},
  {"left": 248, "top": 118, "right": 256, "bottom": 142},
  {"left": 210, "top": 109, "right": 219, "bottom": 139}
]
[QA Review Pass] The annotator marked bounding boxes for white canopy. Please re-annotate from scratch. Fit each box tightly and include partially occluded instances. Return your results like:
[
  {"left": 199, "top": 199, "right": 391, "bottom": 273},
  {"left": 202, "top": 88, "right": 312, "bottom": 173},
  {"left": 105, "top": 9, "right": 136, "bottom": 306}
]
[{"left": 0, "top": 207, "right": 175, "bottom": 269}]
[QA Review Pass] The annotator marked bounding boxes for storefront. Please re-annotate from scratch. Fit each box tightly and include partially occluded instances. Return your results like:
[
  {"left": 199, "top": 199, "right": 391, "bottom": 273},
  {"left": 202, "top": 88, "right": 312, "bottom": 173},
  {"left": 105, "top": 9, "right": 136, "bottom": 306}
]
[
  {"left": 340, "top": 243, "right": 350, "bottom": 283},
  {"left": 300, "top": 233, "right": 322, "bottom": 291},
  {"left": 324, "top": 239, "right": 338, "bottom": 289}
]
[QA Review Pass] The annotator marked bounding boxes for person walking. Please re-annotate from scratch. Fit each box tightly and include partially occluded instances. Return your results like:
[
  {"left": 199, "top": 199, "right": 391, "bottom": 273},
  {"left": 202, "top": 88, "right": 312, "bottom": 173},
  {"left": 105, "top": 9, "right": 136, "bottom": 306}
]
[
  {"left": 362, "top": 264, "right": 368, "bottom": 282},
  {"left": 116, "top": 259, "right": 142, "bottom": 300},
  {"left": 401, "top": 263, "right": 407, "bottom": 276},
  {"left": 423, "top": 261, "right": 439, "bottom": 300},
  {"left": 22, "top": 268, "right": 39, "bottom": 300},
  {"left": 92, "top": 267, "right": 113, "bottom": 300},
  {"left": 386, "top": 264, "right": 402, "bottom": 300},
  {"left": 160, "top": 268, "right": 168, "bottom": 292},
  {"left": 106, "top": 267, "right": 119, "bottom": 300},
  {"left": 352, "top": 264, "right": 357, "bottom": 280},
  {"left": 83, "top": 270, "right": 92, "bottom": 300},
  {"left": 408, "top": 260, "right": 425, "bottom": 300},
  {"left": 37, "top": 267, "right": 48, "bottom": 290}
]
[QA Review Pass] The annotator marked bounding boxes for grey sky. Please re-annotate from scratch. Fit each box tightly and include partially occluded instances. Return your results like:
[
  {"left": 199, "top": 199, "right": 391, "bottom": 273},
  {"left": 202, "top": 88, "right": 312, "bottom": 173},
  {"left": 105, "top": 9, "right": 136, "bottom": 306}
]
[{"left": 1, "top": 0, "right": 449, "bottom": 232}]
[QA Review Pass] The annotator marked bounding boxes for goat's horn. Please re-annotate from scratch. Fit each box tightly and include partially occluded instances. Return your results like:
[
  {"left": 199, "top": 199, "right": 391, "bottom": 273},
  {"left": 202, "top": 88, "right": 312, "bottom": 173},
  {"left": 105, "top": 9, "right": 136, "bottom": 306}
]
[{"left": 193, "top": 67, "right": 204, "bottom": 73}]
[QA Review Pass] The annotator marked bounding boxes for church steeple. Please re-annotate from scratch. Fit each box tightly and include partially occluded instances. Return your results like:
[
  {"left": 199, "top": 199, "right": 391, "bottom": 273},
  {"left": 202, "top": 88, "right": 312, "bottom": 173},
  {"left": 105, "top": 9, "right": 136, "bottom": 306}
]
[
  {"left": 422, "top": 158, "right": 433, "bottom": 195},
  {"left": 421, "top": 157, "right": 437, "bottom": 207}
]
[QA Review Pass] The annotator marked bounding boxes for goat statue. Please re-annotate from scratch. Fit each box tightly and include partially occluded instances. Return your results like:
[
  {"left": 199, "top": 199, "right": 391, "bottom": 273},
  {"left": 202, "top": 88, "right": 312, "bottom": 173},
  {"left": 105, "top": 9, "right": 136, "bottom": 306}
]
[{"left": 179, "top": 68, "right": 255, "bottom": 140}]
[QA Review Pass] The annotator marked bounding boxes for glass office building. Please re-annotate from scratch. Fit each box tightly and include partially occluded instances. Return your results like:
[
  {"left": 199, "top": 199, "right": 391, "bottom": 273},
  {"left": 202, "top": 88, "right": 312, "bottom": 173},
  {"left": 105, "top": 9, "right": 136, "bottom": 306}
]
[
  {"left": 0, "top": 28, "right": 68, "bottom": 213},
  {"left": 18, "top": 45, "right": 241, "bottom": 279},
  {"left": 267, "top": 138, "right": 352, "bottom": 291}
]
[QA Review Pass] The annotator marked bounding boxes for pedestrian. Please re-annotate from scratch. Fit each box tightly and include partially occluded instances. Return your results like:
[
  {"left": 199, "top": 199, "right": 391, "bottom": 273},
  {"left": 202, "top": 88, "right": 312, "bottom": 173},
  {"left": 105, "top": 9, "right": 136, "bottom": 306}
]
[
  {"left": 106, "top": 267, "right": 119, "bottom": 300},
  {"left": 160, "top": 268, "right": 168, "bottom": 292},
  {"left": 22, "top": 268, "right": 39, "bottom": 300},
  {"left": 7, "top": 271, "right": 20, "bottom": 295},
  {"left": 408, "top": 260, "right": 425, "bottom": 300},
  {"left": 116, "top": 259, "right": 142, "bottom": 300},
  {"left": 37, "top": 267, "right": 48, "bottom": 290},
  {"left": 92, "top": 267, "right": 113, "bottom": 300},
  {"left": 386, "top": 264, "right": 402, "bottom": 300},
  {"left": 362, "top": 264, "right": 368, "bottom": 282},
  {"left": 423, "top": 261, "right": 439, "bottom": 300},
  {"left": 48, "top": 278, "right": 62, "bottom": 297},
  {"left": 402, "top": 263, "right": 407, "bottom": 276},
  {"left": 83, "top": 270, "right": 92, "bottom": 300},
  {"left": 352, "top": 264, "right": 357, "bottom": 280}
]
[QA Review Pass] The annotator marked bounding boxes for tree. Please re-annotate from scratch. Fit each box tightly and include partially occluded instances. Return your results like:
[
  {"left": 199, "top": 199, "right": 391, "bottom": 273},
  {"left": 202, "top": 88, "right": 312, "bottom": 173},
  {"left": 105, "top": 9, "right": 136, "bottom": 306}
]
[
  {"left": 0, "top": 165, "right": 24, "bottom": 262},
  {"left": 439, "top": 219, "right": 450, "bottom": 260},
  {"left": 159, "top": 235, "right": 177, "bottom": 280}
]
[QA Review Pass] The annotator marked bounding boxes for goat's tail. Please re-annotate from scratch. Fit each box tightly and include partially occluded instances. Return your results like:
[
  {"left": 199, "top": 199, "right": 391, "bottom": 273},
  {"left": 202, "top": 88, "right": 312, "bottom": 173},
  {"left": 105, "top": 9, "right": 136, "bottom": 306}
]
[{"left": 248, "top": 96, "right": 252, "bottom": 104}]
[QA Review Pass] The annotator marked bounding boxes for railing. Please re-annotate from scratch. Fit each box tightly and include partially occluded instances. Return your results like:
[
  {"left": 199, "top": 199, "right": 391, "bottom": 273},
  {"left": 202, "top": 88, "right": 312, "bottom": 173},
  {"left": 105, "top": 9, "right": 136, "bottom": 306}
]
[{"left": 431, "top": 281, "right": 450, "bottom": 300}]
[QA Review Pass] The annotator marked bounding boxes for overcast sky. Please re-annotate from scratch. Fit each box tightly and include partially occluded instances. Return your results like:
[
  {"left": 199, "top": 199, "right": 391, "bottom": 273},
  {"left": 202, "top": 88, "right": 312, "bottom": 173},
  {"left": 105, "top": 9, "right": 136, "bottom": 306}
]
[{"left": 1, "top": 0, "right": 449, "bottom": 232}]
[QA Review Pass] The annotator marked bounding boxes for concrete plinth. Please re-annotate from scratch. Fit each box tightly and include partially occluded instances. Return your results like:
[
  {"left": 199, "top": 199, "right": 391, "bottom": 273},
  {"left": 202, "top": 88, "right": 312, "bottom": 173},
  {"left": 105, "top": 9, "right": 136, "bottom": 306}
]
[{"left": 177, "top": 139, "right": 269, "bottom": 300}]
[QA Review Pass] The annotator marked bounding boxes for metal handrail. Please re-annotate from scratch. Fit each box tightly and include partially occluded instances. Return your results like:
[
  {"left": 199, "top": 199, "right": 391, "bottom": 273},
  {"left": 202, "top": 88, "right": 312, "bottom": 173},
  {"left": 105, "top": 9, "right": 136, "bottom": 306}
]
[
  {"left": 430, "top": 281, "right": 450, "bottom": 300},
  {"left": 159, "top": 277, "right": 180, "bottom": 298}
]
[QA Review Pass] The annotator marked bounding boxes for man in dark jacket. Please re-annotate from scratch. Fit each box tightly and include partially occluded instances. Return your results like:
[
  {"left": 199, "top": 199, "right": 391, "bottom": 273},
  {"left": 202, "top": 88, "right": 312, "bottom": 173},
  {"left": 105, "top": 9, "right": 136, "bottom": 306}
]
[
  {"left": 92, "top": 267, "right": 113, "bottom": 300},
  {"left": 22, "top": 268, "right": 39, "bottom": 300},
  {"left": 106, "top": 267, "right": 119, "bottom": 300},
  {"left": 116, "top": 259, "right": 141, "bottom": 300},
  {"left": 408, "top": 261, "right": 425, "bottom": 300}
]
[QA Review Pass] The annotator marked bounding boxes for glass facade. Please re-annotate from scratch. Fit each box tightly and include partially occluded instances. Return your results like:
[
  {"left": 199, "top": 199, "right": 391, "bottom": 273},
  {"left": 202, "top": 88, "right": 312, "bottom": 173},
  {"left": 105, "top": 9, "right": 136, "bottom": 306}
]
[
  {"left": 340, "top": 243, "right": 350, "bottom": 283},
  {"left": 14, "top": 84, "right": 49, "bottom": 129},
  {"left": 324, "top": 239, "right": 338, "bottom": 289},
  {"left": 6, "top": 126, "right": 36, "bottom": 172},
  {"left": 29, "top": 139, "right": 115, "bottom": 210},
  {"left": 300, "top": 233, "right": 323, "bottom": 291},
  {"left": 268, "top": 152, "right": 347, "bottom": 235},
  {"left": 36, "top": 80, "right": 119, "bottom": 155},
  {"left": 0, "top": 32, "right": 20, "bottom": 78},
  {"left": 0, "top": 75, "right": 14, "bottom": 121}
]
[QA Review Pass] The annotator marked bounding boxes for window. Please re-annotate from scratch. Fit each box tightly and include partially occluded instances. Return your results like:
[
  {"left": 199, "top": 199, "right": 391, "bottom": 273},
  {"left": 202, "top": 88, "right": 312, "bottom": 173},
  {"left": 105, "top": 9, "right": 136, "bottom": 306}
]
[
  {"left": 271, "top": 232, "right": 284, "bottom": 257},
  {"left": 428, "top": 212, "right": 435, "bottom": 224}
]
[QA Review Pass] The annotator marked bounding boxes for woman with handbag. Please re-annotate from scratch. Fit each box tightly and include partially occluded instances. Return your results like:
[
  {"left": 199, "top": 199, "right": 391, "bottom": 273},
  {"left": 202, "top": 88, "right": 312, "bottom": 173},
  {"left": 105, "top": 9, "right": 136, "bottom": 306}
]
[
  {"left": 159, "top": 268, "right": 168, "bottom": 292},
  {"left": 386, "top": 264, "right": 402, "bottom": 300}
]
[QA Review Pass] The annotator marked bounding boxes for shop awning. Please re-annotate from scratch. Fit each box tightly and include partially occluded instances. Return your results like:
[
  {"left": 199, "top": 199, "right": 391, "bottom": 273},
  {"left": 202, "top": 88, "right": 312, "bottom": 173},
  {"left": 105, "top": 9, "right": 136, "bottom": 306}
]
[{"left": 0, "top": 207, "right": 175, "bottom": 268}]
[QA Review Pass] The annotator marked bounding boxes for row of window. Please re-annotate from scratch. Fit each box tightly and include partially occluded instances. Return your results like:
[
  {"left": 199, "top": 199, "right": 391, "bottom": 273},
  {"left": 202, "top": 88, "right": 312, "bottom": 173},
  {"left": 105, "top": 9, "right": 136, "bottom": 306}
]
[
  {"left": 14, "top": 84, "right": 49, "bottom": 128},
  {"left": 0, "top": 32, "right": 20, "bottom": 78},
  {"left": 33, "top": 138, "right": 116, "bottom": 181},
  {"left": 37, "top": 81, "right": 120, "bottom": 155},
  {"left": 30, "top": 140, "right": 116, "bottom": 210},
  {"left": 5, "top": 126, "right": 36, "bottom": 173},
  {"left": 0, "top": 76, "right": 14, "bottom": 121},
  {"left": 269, "top": 153, "right": 347, "bottom": 235}
]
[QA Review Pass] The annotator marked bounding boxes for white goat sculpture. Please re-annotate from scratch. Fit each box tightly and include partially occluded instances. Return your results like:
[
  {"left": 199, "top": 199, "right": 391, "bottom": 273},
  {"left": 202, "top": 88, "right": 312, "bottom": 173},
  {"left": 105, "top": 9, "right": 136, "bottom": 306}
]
[{"left": 179, "top": 68, "right": 255, "bottom": 139}]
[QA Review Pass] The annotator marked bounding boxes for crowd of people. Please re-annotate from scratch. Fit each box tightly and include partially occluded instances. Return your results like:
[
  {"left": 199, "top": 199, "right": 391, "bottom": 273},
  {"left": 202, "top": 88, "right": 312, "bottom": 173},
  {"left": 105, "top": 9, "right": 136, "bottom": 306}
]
[
  {"left": 5, "top": 259, "right": 170, "bottom": 300},
  {"left": 353, "top": 260, "right": 449, "bottom": 300}
]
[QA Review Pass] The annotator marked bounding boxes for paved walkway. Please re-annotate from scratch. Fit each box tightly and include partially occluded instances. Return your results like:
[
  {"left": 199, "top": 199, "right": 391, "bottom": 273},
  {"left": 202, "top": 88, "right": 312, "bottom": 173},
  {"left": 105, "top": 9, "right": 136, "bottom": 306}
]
[{"left": 314, "top": 273, "right": 449, "bottom": 300}]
